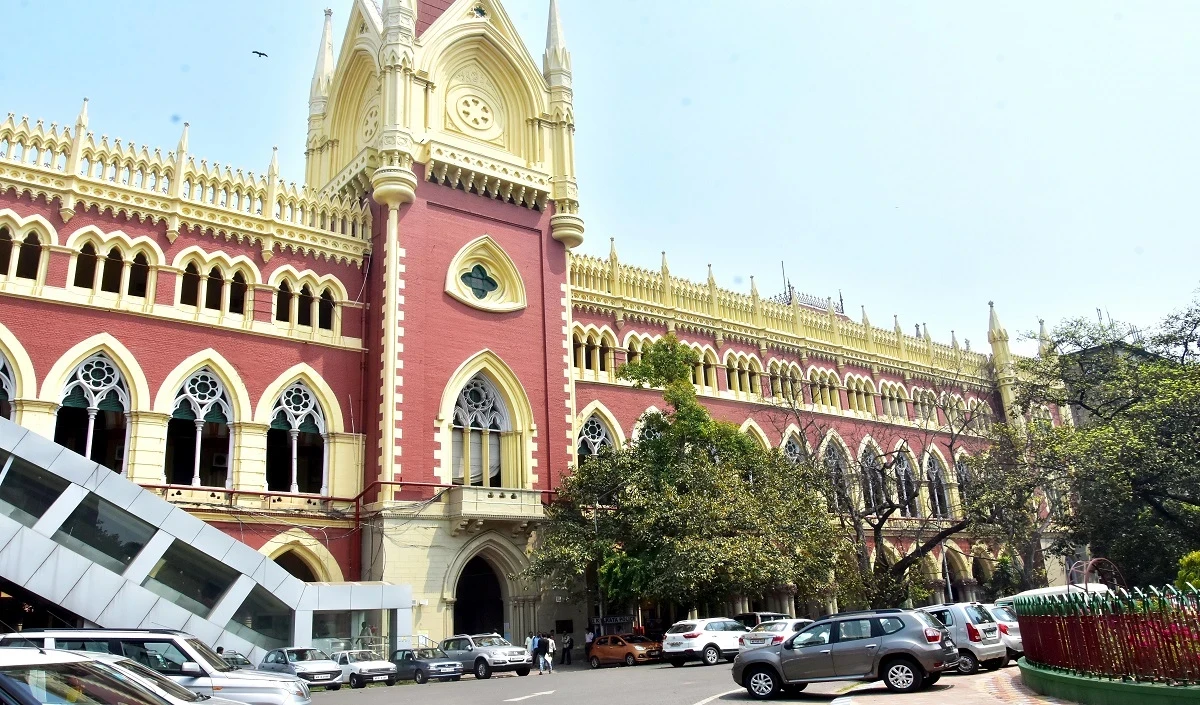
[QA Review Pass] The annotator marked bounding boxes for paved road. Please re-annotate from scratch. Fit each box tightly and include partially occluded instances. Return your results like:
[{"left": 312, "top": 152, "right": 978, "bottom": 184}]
[{"left": 310, "top": 660, "right": 1061, "bottom": 705}]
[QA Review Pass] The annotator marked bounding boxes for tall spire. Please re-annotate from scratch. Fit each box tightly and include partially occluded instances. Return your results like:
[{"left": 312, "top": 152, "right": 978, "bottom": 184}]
[
  {"left": 310, "top": 9, "right": 335, "bottom": 111},
  {"left": 543, "top": 0, "right": 572, "bottom": 80},
  {"left": 176, "top": 122, "right": 189, "bottom": 155},
  {"left": 75, "top": 98, "right": 89, "bottom": 131},
  {"left": 1038, "top": 318, "right": 1053, "bottom": 356},
  {"left": 987, "top": 301, "right": 1008, "bottom": 343}
]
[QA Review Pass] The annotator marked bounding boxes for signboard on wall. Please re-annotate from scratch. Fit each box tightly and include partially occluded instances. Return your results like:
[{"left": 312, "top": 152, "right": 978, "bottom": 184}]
[{"left": 589, "top": 615, "right": 634, "bottom": 626}]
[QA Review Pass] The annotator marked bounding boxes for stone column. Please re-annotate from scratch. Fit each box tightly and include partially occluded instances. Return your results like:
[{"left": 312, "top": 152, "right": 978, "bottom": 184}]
[{"left": 127, "top": 411, "right": 170, "bottom": 485}]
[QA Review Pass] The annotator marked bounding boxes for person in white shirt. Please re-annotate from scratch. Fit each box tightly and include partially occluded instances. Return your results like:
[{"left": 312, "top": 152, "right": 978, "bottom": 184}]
[
  {"left": 524, "top": 631, "right": 534, "bottom": 652},
  {"left": 545, "top": 633, "right": 557, "bottom": 673}
]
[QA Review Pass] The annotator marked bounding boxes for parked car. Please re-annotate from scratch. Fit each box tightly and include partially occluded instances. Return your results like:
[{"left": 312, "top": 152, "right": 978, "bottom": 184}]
[
  {"left": 732, "top": 608, "right": 959, "bottom": 699},
  {"left": 0, "top": 629, "right": 311, "bottom": 705},
  {"left": 85, "top": 652, "right": 247, "bottom": 705},
  {"left": 439, "top": 634, "right": 532, "bottom": 679},
  {"left": 0, "top": 647, "right": 177, "bottom": 705},
  {"left": 259, "top": 648, "right": 342, "bottom": 690},
  {"left": 920, "top": 602, "right": 1008, "bottom": 674},
  {"left": 662, "top": 618, "right": 748, "bottom": 667},
  {"left": 738, "top": 619, "right": 814, "bottom": 651},
  {"left": 328, "top": 650, "right": 396, "bottom": 688},
  {"left": 222, "top": 652, "right": 253, "bottom": 668},
  {"left": 390, "top": 647, "right": 464, "bottom": 684},
  {"left": 733, "top": 612, "right": 791, "bottom": 630},
  {"left": 984, "top": 603, "right": 1023, "bottom": 659},
  {"left": 587, "top": 634, "right": 663, "bottom": 668}
]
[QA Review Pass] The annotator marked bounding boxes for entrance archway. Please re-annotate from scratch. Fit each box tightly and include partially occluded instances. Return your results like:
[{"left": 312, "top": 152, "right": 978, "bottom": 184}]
[
  {"left": 454, "top": 556, "right": 504, "bottom": 636},
  {"left": 274, "top": 550, "right": 319, "bottom": 582}
]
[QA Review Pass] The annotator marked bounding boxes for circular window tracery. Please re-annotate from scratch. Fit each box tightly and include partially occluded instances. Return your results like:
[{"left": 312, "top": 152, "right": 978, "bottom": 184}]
[{"left": 577, "top": 415, "right": 613, "bottom": 457}]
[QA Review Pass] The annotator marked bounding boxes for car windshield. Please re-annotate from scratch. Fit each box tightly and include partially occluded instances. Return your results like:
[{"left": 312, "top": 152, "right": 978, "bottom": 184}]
[
  {"left": 915, "top": 611, "right": 944, "bottom": 629},
  {"left": 666, "top": 623, "right": 697, "bottom": 634},
  {"left": 623, "top": 636, "right": 652, "bottom": 643},
  {"left": 965, "top": 605, "right": 995, "bottom": 623},
  {"left": 107, "top": 659, "right": 205, "bottom": 702},
  {"left": 752, "top": 622, "right": 789, "bottom": 633},
  {"left": 287, "top": 649, "right": 330, "bottom": 662},
  {"left": 0, "top": 660, "right": 172, "bottom": 705},
  {"left": 473, "top": 636, "right": 509, "bottom": 648},
  {"left": 346, "top": 651, "right": 375, "bottom": 663},
  {"left": 415, "top": 649, "right": 448, "bottom": 660},
  {"left": 186, "top": 639, "right": 235, "bottom": 673},
  {"left": 224, "top": 654, "right": 251, "bottom": 666},
  {"left": 989, "top": 605, "right": 1017, "bottom": 622}
]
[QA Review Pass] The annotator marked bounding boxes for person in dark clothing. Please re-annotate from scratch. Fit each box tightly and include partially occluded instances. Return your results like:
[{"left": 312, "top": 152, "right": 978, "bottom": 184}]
[
  {"left": 561, "top": 633, "right": 574, "bottom": 665},
  {"left": 536, "top": 632, "right": 551, "bottom": 674}
]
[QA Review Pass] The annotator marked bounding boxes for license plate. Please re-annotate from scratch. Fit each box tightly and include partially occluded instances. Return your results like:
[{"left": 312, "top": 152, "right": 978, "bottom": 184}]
[
  {"left": 372, "top": 676, "right": 388, "bottom": 681},
  {"left": 648, "top": 651, "right": 660, "bottom": 657},
  {"left": 667, "top": 641, "right": 681, "bottom": 647},
  {"left": 312, "top": 675, "right": 329, "bottom": 680},
  {"left": 750, "top": 639, "right": 765, "bottom": 644}
]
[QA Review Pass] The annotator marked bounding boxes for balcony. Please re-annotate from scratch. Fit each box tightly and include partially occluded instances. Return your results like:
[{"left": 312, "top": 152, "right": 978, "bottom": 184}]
[{"left": 447, "top": 486, "right": 544, "bottom": 535}]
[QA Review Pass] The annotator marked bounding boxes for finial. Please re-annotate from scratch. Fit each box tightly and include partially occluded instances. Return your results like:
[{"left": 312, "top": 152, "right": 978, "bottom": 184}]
[
  {"left": 269, "top": 146, "right": 279, "bottom": 178},
  {"left": 951, "top": 330, "right": 960, "bottom": 349},
  {"left": 861, "top": 305, "right": 870, "bottom": 327},
  {"left": 310, "top": 8, "right": 336, "bottom": 103},
  {"left": 608, "top": 237, "right": 618, "bottom": 260},
  {"left": 543, "top": 0, "right": 572, "bottom": 79},
  {"left": 750, "top": 275, "right": 758, "bottom": 296},
  {"left": 76, "top": 98, "right": 89, "bottom": 129},
  {"left": 923, "top": 323, "right": 932, "bottom": 341},
  {"left": 660, "top": 251, "right": 669, "bottom": 271},
  {"left": 1038, "top": 318, "right": 1052, "bottom": 356},
  {"left": 324, "top": 7, "right": 332, "bottom": 17},
  {"left": 988, "top": 301, "right": 1009, "bottom": 344},
  {"left": 894, "top": 314, "right": 902, "bottom": 334},
  {"left": 177, "top": 122, "right": 189, "bottom": 154}
]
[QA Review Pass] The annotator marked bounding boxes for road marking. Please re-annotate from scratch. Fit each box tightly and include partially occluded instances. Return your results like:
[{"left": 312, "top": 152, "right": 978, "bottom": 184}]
[
  {"left": 689, "top": 688, "right": 742, "bottom": 705},
  {"left": 504, "top": 691, "right": 556, "bottom": 702},
  {"left": 831, "top": 698, "right": 855, "bottom": 705}
]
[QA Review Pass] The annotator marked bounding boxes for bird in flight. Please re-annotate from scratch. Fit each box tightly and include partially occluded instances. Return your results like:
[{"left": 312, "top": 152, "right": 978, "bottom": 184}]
[{"left": 252, "top": 51, "right": 268, "bottom": 58}]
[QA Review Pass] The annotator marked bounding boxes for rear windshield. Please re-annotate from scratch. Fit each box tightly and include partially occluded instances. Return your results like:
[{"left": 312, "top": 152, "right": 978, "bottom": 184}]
[
  {"left": 965, "top": 605, "right": 995, "bottom": 624},
  {"left": 989, "top": 606, "right": 1017, "bottom": 622},
  {"left": 474, "top": 636, "right": 510, "bottom": 647},
  {"left": 914, "top": 611, "right": 942, "bottom": 629},
  {"left": 624, "top": 635, "right": 652, "bottom": 643},
  {"left": 666, "top": 623, "right": 697, "bottom": 634},
  {"left": 752, "top": 622, "right": 789, "bottom": 633}
]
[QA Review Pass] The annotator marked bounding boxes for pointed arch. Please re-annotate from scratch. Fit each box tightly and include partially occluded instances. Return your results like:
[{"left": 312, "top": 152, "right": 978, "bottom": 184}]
[
  {"left": 436, "top": 349, "right": 536, "bottom": 487},
  {"left": 779, "top": 424, "right": 811, "bottom": 464},
  {"left": 170, "top": 245, "right": 263, "bottom": 284},
  {"left": 446, "top": 235, "right": 526, "bottom": 312},
  {"left": 631, "top": 405, "right": 663, "bottom": 441},
  {"left": 153, "top": 350, "right": 253, "bottom": 422},
  {"left": 0, "top": 321, "right": 35, "bottom": 401},
  {"left": 39, "top": 334, "right": 150, "bottom": 410},
  {"left": 266, "top": 264, "right": 350, "bottom": 302},
  {"left": 944, "top": 543, "right": 971, "bottom": 584},
  {"left": 0, "top": 208, "right": 59, "bottom": 246},
  {"left": 253, "top": 364, "right": 344, "bottom": 433},
  {"left": 440, "top": 530, "right": 528, "bottom": 601},
  {"left": 259, "top": 528, "right": 344, "bottom": 583},
  {"left": 739, "top": 418, "right": 771, "bottom": 450},
  {"left": 63, "top": 225, "right": 166, "bottom": 266},
  {"left": 576, "top": 400, "right": 626, "bottom": 449}
]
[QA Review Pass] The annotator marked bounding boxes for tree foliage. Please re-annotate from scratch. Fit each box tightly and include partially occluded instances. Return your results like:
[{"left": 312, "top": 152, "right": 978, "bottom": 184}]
[
  {"left": 527, "top": 335, "right": 839, "bottom": 611},
  {"left": 1177, "top": 551, "right": 1200, "bottom": 590}
]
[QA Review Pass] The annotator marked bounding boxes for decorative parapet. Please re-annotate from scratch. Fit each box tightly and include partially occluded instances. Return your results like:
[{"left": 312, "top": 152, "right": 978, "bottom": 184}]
[
  {"left": 424, "top": 140, "right": 550, "bottom": 211},
  {"left": 569, "top": 252, "right": 994, "bottom": 385},
  {"left": 0, "top": 109, "right": 371, "bottom": 265}
]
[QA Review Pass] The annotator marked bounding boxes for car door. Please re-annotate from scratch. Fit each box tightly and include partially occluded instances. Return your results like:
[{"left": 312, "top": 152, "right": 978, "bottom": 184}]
[
  {"left": 720, "top": 620, "right": 747, "bottom": 652},
  {"left": 829, "top": 619, "right": 880, "bottom": 677},
  {"left": 394, "top": 650, "right": 415, "bottom": 680},
  {"left": 779, "top": 623, "right": 835, "bottom": 681},
  {"left": 121, "top": 639, "right": 213, "bottom": 695},
  {"left": 609, "top": 637, "right": 628, "bottom": 662},
  {"left": 442, "top": 639, "right": 466, "bottom": 668},
  {"left": 927, "top": 608, "right": 957, "bottom": 644},
  {"left": 590, "top": 637, "right": 608, "bottom": 663}
]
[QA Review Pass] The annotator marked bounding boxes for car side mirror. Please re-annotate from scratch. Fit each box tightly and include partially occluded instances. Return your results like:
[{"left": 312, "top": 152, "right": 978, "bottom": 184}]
[
  {"left": 181, "top": 662, "right": 202, "bottom": 676},
  {"left": 782, "top": 640, "right": 794, "bottom": 651},
  {"left": 466, "top": 645, "right": 473, "bottom": 651}
]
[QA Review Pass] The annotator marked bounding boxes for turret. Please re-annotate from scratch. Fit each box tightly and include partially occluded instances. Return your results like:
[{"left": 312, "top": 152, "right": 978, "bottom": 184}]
[
  {"left": 543, "top": 0, "right": 572, "bottom": 84},
  {"left": 309, "top": 9, "right": 334, "bottom": 118},
  {"left": 988, "top": 302, "right": 1019, "bottom": 422},
  {"left": 1038, "top": 318, "right": 1053, "bottom": 357},
  {"left": 544, "top": 0, "right": 584, "bottom": 249}
]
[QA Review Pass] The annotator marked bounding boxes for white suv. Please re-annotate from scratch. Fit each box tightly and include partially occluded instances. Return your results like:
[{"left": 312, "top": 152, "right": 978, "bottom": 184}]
[{"left": 662, "top": 618, "right": 748, "bottom": 667}]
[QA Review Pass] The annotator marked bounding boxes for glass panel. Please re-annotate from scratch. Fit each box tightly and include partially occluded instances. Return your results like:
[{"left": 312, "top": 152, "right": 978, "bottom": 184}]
[
  {"left": 0, "top": 660, "right": 169, "bottom": 705},
  {"left": 226, "top": 584, "right": 294, "bottom": 651},
  {"left": 0, "top": 454, "right": 70, "bottom": 528},
  {"left": 469, "top": 430, "right": 483, "bottom": 486},
  {"left": 141, "top": 540, "right": 239, "bottom": 618},
  {"left": 52, "top": 493, "right": 156, "bottom": 573},
  {"left": 452, "top": 430, "right": 464, "bottom": 484},
  {"left": 836, "top": 619, "right": 873, "bottom": 642}
]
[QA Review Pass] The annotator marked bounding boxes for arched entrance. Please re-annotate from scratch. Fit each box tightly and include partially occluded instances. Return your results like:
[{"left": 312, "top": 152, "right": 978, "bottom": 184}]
[
  {"left": 274, "top": 550, "right": 319, "bottom": 582},
  {"left": 454, "top": 556, "right": 504, "bottom": 636}
]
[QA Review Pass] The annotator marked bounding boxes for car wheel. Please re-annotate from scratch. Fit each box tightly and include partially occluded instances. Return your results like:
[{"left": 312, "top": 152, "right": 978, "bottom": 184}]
[
  {"left": 516, "top": 667, "right": 530, "bottom": 677},
  {"left": 956, "top": 650, "right": 980, "bottom": 675},
  {"left": 744, "top": 667, "right": 780, "bottom": 700},
  {"left": 624, "top": 653, "right": 636, "bottom": 667},
  {"left": 349, "top": 674, "right": 363, "bottom": 689},
  {"left": 780, "top": 683, "right": 808, "bottom": 694},
  {"left": 414, "top": 670, "right": 428, "bottom": 684},
  {"left": 590, "top": 656, "right": 601, "bottom": 669},
  {"left": 702, "top": 645, "right": 721, "bottom": 666},
  {"left": 922, "top": 672, "right": 941, "bottom": 688},
  {"left": 883, "top": 658, "right": 923, "bottom": 694},
  {"left": 668, "top": 659, "right": 685, "bottom": 668},
  {"left": 327, "top": 684, "right": 341, "bottom": 691},
  {"left": 475, "top": 660, "right": 492, "bottom": 679},
  {"left": 983, "top": 656, "right": 1008, "bottom": 671},
  {"left": 451, "top": 676, "right": 462, "bottom": 682},
  {"left": 385, "top": 678, "right": 395, "bottom": 686}
]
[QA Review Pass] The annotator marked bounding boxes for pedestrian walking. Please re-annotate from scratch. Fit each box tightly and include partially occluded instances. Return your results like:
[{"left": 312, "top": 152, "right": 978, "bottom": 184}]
[
  {"left": 546, "top": 632, "right": 556, "bottom": 673},
  {"left": 536, "top": 632, "right": 550, "bottom": 674},
  {"left": 562, "top": 633, "right": 574, "bottom": 665},
  {"left": 524, "top": 631, "right": 534, "bottom": 652},
  {"left": 531, "top": 633, "right": 543, "bottom": 673},
  {"left": 585, "top": 627, "right": 595, "bottom": 656}
]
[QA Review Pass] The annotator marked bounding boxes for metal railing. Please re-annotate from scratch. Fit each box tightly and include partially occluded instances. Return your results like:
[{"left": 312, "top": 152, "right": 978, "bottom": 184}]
[{"left": 1014, "top": 584, "right": 1200, "bottom": 685}]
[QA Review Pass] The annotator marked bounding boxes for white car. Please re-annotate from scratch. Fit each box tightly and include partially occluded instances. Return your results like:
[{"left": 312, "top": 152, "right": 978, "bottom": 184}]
[
  {"left": 85, "top": 652, "right": 246, "bottom": 705},
  {"left": 258, "top": 648, "right": 342, "bottom": 690},
  {"left": 985, "top": 603, "right": 1024, "bottom": 659},
  {"left": 662, "top": 618, "right": 748, "bottom": 667},
  {"left": 737, "top": 618, "right": 814, "bottom": 651},
  {"left": 329, "top": 650, "right": 397, "bottom": 688},
  {"left": 0, "top": 647, "right": 177, "bottom": 705}
]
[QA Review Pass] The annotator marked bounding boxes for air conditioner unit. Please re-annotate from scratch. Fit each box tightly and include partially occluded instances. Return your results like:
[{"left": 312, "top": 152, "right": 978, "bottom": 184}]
[{"left": 213, "top": 453, "right": 229, "bottom": 467}]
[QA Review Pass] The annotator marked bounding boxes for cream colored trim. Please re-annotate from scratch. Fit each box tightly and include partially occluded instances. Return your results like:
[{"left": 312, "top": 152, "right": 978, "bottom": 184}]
[
  {"left": 444, "top": 235, "right": 527, "bottom": 313},
  {"left": 63, "top": 225, "right": 166, "bottom": 265},
  {"left": 0, "top": 320, "right": 36, "bottom": 399},
  {"left": 577, "top": 399, "right": 626, "bottom": 448},
  {"left": 856, "top": 435, "right": 885, "bottom": 461},
  {"left": 630, "top": 405, "right": 661, "bottom": 441},
  {"left": 0, "top": 209, "right": 60, "bottom": 246},
  {"left": 171, "top": 245, "right": 264, "bottom": 283},
  {"left": 266, "top": 264, "right": 351, "bottom": 301},
  {"left": 253, "top": 363, "right": 346, "bottom": 433},
  {"left": 439, "top": 530, "right": 528, "bottom": 601},
  {"left": 38, "top": 333, "right": 151, "bottom": 409},
  {"left": 152, "top": 349, "right": 254, "bottom": 422},
  {"left": 259, "top": 527, "right": 345, "bottom": 582},
  {"left": 739, "top": 418, "right": 770, "bottom": 449}
]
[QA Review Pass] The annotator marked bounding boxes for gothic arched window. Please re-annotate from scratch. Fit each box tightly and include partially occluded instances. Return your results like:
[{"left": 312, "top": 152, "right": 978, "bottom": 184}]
[
  {"left": 54, "top": 353, "right": 129, "bottom": 473},
  {"left": 14, "top": 233, "right": 41, "bottom": 280},
  {"left": 577, "top": 415, "right": 613, "bottom": 459},
  {"left": 823, "top": 444, "right": 850, "bottom": 513},
  {"left": 860, "top": 449, "right": 885, "bottom": 513},
  {"left": 164, "top": 369, "right": 233, "bottom": 488},
  {"left": 783, "top": 436, "right": 806, "bottom": 464},
  {"left": 266, "top": 381, "right": 327, "bottom": 494},
  {"left": 926, "top": 455, "right": 951, "bottom": 519},
  {"left": 955, "top": 458, "right": 971, "bottom": 499},
  {"left": 451, "top": 375, "right": 508, "bottom": 488},
  {"left": 895, "top": 452, "right": 919, "bottom": 518},
  {"left": 0, "top": 353, "right": 13, "bottom": 420},
  {"left": 74, "top": 243, "right": 99, "bottom": 288}
]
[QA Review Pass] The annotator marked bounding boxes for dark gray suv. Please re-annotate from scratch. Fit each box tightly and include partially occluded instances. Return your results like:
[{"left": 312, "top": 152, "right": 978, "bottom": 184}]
[{"left": 731, "top": 609, "right": 959, "bottom": 698}]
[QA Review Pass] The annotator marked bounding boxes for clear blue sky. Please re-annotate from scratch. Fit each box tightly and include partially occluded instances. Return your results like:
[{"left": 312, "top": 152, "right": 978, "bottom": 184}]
[{"left": 4, "top": 0, "right": 1198, "bottom": 353}]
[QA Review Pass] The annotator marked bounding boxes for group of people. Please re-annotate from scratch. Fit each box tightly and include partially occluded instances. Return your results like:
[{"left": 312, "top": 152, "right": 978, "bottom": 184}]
[{"left": 524, "top": 631, "right": 575, "bottom": 673}]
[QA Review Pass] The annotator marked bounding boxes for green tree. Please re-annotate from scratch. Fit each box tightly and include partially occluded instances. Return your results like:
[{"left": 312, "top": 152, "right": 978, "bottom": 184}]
[
  {"left": 1177, "top": 551, "right": 1200, "bottom": 589},
  {"left": 528, "top": 335, "right": 839, "bottom": 612}
]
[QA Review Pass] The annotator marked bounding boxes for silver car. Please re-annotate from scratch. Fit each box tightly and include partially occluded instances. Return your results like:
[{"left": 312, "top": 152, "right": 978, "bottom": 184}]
[
  {"left": 0, "top": 629, "right": 310, "bottom": 705},
  {"left": 739, "top": 619, "right": 814, "bottom": 651},
  {"left": 984, "top": 603, "right": 1023, "bottom": 659},
  {"left": 259, "top": 648, "right": 342, "bottom": 690},
  {"left": 328, "top": 650, "right": 397, "bottom": 688},
  {"left": 86, "top": 652, "right": 246, "bottom": 705},
  {"left": 920, "top": 602, "right": 1008, "bottom": 674},
  {"left": 439, "top": 634, "right": 532, "bottom": 679}
]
